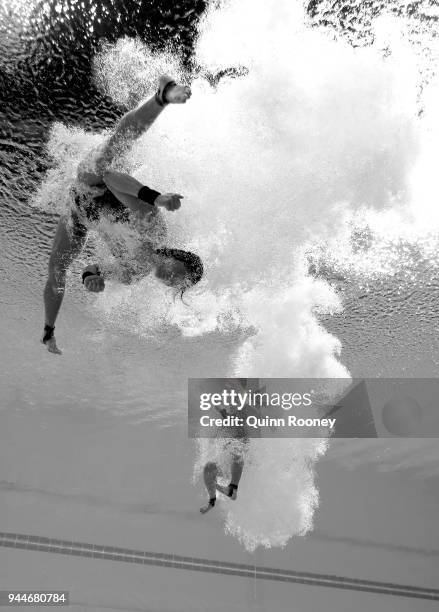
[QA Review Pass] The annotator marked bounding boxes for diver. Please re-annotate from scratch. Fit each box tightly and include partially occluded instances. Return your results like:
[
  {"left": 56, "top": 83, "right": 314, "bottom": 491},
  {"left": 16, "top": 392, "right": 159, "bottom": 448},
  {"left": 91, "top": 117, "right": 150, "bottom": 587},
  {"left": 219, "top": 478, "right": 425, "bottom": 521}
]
[
  {"left": 200, "top": 393, "right": 250, "bottom": 514},
  {"left": 199, "top": 379, "right": 266, "bottom": 513},
  {"left": 42, "top": 76, "right": 203, "bottom": 354}
]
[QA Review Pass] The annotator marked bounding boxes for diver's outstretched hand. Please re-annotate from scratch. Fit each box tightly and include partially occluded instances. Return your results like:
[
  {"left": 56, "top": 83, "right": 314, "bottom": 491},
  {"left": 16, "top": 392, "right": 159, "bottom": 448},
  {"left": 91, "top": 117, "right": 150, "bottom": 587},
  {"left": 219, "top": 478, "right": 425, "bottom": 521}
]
[
  {"left": 155, "top": 193, "right": 183, "bottom": 211},
  {"left": 167, "top": 84, "right": 191, "bottom": 104},
  {"left": 159, "top": 76, "right": 192, "bottom": 104}
]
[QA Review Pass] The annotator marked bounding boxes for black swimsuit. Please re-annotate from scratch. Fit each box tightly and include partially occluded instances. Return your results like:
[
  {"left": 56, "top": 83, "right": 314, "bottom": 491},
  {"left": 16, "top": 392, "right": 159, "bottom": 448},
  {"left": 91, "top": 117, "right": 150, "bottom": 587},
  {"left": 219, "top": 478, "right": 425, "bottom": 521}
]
[
  {"left": 70, "top": 181, "right": 167, "bottom": 259},
  {"left": 70, "top": 183, "right": 131, "bottom": 239},
  {"left": 72, "top": 183, "right": 130, "bottom": 223}
]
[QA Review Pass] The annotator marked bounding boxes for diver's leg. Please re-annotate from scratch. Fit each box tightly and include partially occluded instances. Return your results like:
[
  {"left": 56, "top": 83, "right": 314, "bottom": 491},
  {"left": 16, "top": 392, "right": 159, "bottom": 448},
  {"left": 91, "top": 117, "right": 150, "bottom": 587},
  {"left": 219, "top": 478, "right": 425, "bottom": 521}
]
[
  {"left": 200, "top": 462, "right": 219, "bottom": 514},
  {"left": 230, "top": 455, "right": 244, "bottom": 488},
  {"left": 216, "top": 454, "right": 244, "bottom": 501},
  {"left": 43, "top": 216, "right": 87, "bottom": 354}
]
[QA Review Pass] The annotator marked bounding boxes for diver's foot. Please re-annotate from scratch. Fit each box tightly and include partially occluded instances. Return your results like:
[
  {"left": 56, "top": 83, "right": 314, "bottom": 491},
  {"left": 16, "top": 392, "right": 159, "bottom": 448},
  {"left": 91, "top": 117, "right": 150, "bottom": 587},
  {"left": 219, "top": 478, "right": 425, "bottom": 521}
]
[
  {"left": 158, "top": 75, "right": 191, "bottom": 105},
  {"left": 41, "top": 325, "right": 62, "bottom": 355},
  {"left": 44, "top": 336, "right": 62, "bottom": 355},
  {"left": 200, "top": 498, "right": 216, "bottom": 514},
  {"left": 82, "top": 265, "right": 105, "bottom": 293},
  {"left": 216, "top": 483, "right": 238, "bottom": 500}
]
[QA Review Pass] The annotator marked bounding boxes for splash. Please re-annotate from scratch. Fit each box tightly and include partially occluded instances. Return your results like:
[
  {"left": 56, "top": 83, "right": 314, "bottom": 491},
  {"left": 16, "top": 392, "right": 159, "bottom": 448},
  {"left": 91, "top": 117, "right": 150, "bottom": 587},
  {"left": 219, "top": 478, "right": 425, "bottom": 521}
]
[
  {"left": 93, "top": 38, "right": 184, "bottom": 108},
  {"left": 184, "top": 0, "right": 432, "bottom": 550},
  {"left": 194, "top": 436, "right": 328, "bottom": 552},
  {"left": 30, "top": 123, "right": 107, "bottom": 215},
  {"left": 1, "top": 0, "right": 39, "bottom": 30}
]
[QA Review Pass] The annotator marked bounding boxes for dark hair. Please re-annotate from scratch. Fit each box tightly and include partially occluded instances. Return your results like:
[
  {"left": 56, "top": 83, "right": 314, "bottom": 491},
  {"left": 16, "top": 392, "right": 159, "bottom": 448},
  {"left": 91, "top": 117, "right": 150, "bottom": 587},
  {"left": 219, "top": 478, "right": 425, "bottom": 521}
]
[{"left": 155, "top": 247, "right": 204, "bottom": 288}]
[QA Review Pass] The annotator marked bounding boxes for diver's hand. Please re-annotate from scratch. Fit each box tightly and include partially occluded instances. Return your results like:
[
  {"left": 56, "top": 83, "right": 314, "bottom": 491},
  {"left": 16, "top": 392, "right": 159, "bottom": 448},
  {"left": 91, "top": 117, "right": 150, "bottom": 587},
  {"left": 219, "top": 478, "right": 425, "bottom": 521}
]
[
  {"left": 154, "top": 193, "right": 183, "bottom": 211},
  {"left": 84, "top": 275, "right": 105, "bottom": 292},
  {"left": 82, "top": 265, "right": 105, "bottom": 293},
  {"left": 164, "top": 83, "right": 192, "bottom": 104}
]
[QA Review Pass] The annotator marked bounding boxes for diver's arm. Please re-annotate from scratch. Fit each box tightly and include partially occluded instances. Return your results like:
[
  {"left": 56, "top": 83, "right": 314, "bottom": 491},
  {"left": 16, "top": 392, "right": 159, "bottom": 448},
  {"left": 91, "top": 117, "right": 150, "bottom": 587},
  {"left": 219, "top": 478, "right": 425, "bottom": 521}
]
[
  {"left": 104, "top": 185, "right": 156, "bottom": 216},
  {"left": 103, "top": 170, "right": 159, "bottom": 216},
  {"left": 103, "top": 170, "right": 183, "bottom": 214},
  {"left": 97, "top": 79, "right": 191, "bottom": 165},
  {"left": 78, "top": 79, "right": 191, "bottom": 185},
  {"left": 76, "top": 98, "right": 164, "bottom": 186},
  {"left": 103, "top": 170, "right": 149, "bottom": 198}
]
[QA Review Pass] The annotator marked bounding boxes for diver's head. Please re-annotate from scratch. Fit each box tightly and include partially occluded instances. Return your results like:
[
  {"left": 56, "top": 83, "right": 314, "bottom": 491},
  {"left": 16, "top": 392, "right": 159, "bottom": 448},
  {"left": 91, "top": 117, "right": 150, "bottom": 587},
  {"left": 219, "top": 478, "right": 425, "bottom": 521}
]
[{"left": 153, "top": 248, "right": 204, "bottom": 293}]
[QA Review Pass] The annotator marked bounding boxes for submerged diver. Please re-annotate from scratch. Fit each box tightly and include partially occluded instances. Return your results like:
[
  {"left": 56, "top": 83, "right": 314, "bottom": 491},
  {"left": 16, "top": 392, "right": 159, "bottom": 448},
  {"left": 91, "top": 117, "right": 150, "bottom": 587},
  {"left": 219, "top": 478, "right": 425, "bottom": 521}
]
[
  {"left": 200, "top": 454, "right": 245, "bottom": 514},
  {"left": 42, "top": 76, "right": 203, "bottom": 354},
  {"left": 199, "top": 391, "right": 250, "bottom": 514},
  {"left": 199, "top": 379, "right": 266, "bottom": 513}
]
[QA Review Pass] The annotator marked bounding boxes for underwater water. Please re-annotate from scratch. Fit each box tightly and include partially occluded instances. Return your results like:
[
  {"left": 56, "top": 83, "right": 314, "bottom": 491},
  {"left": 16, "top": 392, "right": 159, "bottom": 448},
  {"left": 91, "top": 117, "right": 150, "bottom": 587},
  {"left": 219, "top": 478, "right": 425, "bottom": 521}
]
[{"left": 2, "top": 0, "right": 439, "bottom": 564}]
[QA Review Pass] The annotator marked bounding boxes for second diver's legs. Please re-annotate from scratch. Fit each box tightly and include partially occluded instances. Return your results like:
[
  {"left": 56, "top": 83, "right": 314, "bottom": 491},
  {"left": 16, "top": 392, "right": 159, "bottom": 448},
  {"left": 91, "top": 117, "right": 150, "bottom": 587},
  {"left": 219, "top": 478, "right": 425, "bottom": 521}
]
[
  {"left": 200, "top": 453, "right": 245, "bottom": 514},
  {"left": 216, "top": 454, "right": 244, "bottom": 501}
]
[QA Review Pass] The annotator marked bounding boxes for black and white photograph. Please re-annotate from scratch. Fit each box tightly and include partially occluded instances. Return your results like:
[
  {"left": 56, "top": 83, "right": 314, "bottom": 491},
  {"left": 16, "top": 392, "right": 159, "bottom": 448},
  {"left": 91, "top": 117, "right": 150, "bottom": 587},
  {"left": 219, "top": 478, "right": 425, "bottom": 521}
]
[{"left": 1, "top": 0, "right": 438, "bottom": 610}]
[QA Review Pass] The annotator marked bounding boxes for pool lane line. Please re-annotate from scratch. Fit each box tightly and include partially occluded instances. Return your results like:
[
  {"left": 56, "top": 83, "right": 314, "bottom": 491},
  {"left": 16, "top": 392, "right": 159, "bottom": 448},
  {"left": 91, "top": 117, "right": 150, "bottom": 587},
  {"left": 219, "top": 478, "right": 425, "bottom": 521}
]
[{"left": 1, "top": 532, "right": 438, "bottom": 601}]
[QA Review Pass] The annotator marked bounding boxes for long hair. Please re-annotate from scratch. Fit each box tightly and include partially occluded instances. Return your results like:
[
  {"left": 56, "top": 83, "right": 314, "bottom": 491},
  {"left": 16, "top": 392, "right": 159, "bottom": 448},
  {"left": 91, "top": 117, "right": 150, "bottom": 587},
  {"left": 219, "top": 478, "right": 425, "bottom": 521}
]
[{"left": 155, "top": 248, "right": 204, "bottom": 293}]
